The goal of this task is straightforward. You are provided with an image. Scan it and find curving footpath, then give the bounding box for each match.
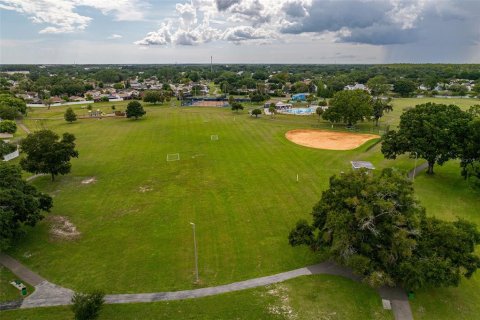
[0,253,413,319]
[407,162,428,180]
[16,122,31,134]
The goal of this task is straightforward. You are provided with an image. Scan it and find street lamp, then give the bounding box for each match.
[412,152,418,182]
[190,222,199,283]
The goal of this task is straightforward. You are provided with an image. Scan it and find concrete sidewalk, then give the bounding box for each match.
[0,253,413,319]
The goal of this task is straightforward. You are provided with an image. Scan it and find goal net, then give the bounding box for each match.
[211,135,219,141]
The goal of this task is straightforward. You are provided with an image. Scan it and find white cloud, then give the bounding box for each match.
[108,34,123,39]
[0,0,146,33]
[134,22,172,46]
[222,26,275,42]
[176,2,197,26]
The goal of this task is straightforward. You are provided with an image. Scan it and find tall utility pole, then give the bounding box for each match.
[210,56,213,74]
[190,222,199,283]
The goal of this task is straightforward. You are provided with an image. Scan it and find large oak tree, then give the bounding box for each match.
[289,169,480,290]
[322,89,372,127]
[460,110,480,187]
[0,163,52,250]
[20,130,79,181]
[382,103,472,174]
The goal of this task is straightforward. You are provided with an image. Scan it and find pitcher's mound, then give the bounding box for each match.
[286,129,379,150]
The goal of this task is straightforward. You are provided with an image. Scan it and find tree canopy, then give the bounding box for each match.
[0,140,16,157]
[372,98,393,126]
[20,130,79,181]
[143,90,164,104]
[289,168,480,290]
[251,108,262,118]
[366,75,390,96]
[382,103,472,174]
[322,90,372,126]
[0,162,53,250]
[393,79,417,97]
[460,115,480,187]
[231,102,244,113]
[64,107,77,123]
[0,94,27,119]
[0,119,17,133]
[126,101,146,120]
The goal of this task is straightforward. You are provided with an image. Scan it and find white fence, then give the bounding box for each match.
[3,149,19,161]
[27,100,95,108]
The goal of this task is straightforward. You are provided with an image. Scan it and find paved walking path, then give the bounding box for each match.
[26,174,47,182]
[0,254,45,286]
[16,122,31,134]
[0,253,413,319]
[407,162,428,179]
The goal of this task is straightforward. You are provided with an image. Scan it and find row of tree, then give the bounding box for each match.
[64,101,147,123]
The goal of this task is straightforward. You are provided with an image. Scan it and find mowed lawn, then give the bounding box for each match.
[9,104,370,293]
[408,162,480,320]
[0,266,33,302]
[2,275,393,320]
[2,98,479,319]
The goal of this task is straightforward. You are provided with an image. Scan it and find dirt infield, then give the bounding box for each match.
[285,129,380,150]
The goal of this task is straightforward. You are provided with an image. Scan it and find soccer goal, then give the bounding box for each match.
[211,135,219,141]
[166,153,180,161]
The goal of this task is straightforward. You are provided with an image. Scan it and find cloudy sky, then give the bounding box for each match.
[1,0,479,64]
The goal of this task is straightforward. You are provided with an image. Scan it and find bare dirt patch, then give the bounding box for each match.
[48,216,80,240]
[285,129,379,150]
[265,284,297,319]
[81,177,97,184]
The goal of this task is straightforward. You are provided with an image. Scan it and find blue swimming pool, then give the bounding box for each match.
[281,107,315,115]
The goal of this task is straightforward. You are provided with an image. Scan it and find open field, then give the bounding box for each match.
[1,97,479,319]
[1,275,393,319]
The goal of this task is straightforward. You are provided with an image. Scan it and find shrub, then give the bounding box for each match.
[251,108,262,118]
[0,120,17,133]
[71,291,105,320]
[0,140,16,156]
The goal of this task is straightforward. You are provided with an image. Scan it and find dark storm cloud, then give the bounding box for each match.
[281,0,391,35]
[280,0,480,46]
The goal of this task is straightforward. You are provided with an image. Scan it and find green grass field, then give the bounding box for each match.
[0,266,33,302]
[1,275,393,319]
[1,97,479,319]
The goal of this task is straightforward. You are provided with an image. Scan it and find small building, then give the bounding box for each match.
[351,161,375,170]
[344,83,369,91]
[277,102,292,109]
[50,96,63,103]
[70,96,86,102]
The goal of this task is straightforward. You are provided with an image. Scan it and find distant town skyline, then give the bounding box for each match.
[1,0,479,64]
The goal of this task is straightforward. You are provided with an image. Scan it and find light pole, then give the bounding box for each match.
[190,222,199,283]
[412,152,418,182]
